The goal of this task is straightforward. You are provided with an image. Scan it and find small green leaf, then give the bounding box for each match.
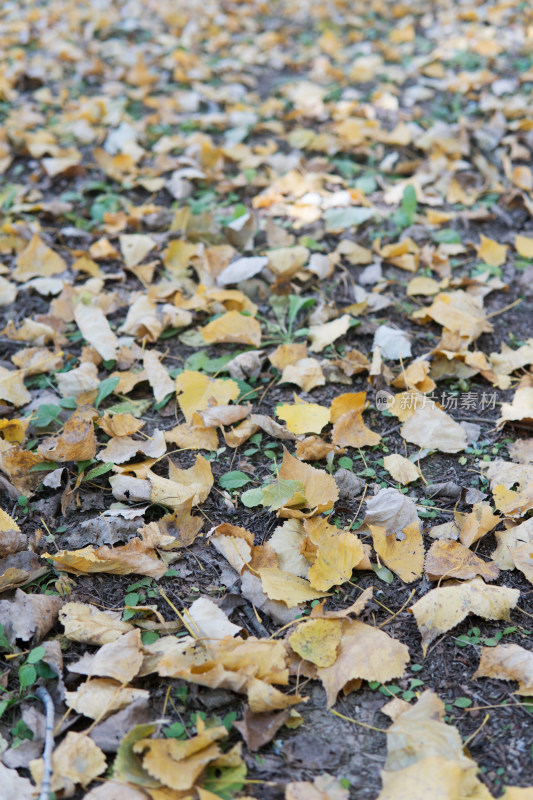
[83,462,114,482]
[18,664,37,688]
[26,646,46,665]
[371,563,394,584]
[29,462,57,473]
[219,471,251,491]
[163,722,187,739]
[240,487,264,508]
[453,696,472,708]
[32,404,62,428]
[95,376,120,409]
[204,763,247,800]
[401,184,417,224]
[432,229,462,244]
[324,206,374,232]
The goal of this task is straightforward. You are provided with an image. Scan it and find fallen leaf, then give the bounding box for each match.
[38,409,97,462]
[43,536,167,579]
[68,629,144,683]
[234,707,290,752]
[515,234,533,259]
[456,502,500,548]
[98,430,166,464]
[175,371,240,422]
[289,619,343,667]
[0,589,63,644]
[286,773,349,800]
[186,597,241,640]
[308,315,352,353]
[278,449,339,517]
[0,366,31,407]
[65,679,149,720]
[305,517,364,590]
[281,358,325,392]
[119,234,156,268]
[201,310,261,347]
[410,578,519,655]
[401,404,467,453]
[74,301,118,361]
[12,234,66,281]
[383,454,421,485]
[364,488,419,540]
[473,644,533,695]
[30,732,106,793]
[425,540,499,582]
[59,601,134,644]
[142,350,174,404]
[371,522,424,584]
[276,400,330,435]
[476,234,508,267]
[332,410,381,448]
[317,620,409,708]
[259,567,330,607]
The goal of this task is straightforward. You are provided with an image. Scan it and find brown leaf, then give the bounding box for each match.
[234,707,290,751]
[425,540,499,582]
[473,644,533,695]
[38,409,97,463]
[0,589,63,644]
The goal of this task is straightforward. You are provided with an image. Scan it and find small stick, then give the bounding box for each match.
[36,686,55,800]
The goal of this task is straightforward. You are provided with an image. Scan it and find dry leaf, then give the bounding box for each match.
[68,629,143,683]
[289,619,343,667]
[201,310,261,347]
[364,488,419,540]
[38,409,97,462]
[281,358,325,392]
[305,517,364,590]
[59,602,134,645]
[475,234,508,267]
[425,540,499,582]
[332,410,381,448]
[56,361,100,398]
[276,400,330,435]
[317,620,409,708]
[259,567,330,607]
[143,350,174,404]
[65,679,149,720]
[383,454,421,485]
[456,502,500,548]
[74,301,118,361]
[410,578,519,655]
[120,234,156,268]
[401,405,467,453]
[12,234,66,281]
[44,536,167,579]
[278,449,339,517]
[30,732,106,793]
[0,366,31,407]
[98,430,166,464]
[371,522,424,584]
[175,371,240,422]
[473,644,533,695]
[186,597,241,640]
[308,315,352,352]
[0,589,63,644]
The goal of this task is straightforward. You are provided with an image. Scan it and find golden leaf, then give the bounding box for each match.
[305,517,364,591]
[12,234,67,281]
[289,619,343,667]
[258,567,330,607]
[410,578,519,655]
[383,454,421,485]
[201,310,261,347]
[371,522,424,584]
[175,371,240,423]
[332,410,381,448]
[473,644,533,695]
[425,540,499,582]
[276,400,330,435]
[475,234,508,267]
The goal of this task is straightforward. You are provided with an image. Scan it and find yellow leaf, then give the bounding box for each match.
[305,517,364,591]
[332,410,381,448]
[456,502,500,548]
[133,729,226,791]
[475,234,508,267]
[74,301,118,362]
[12,234,66,281]
[69,629,143,683]
[410,578,519,655]
[30,732,106,793]
[175,371,240,423]
[289,619,343,667]
[378,756,462,800]
[65,679,149,720]
[143,350,174,405]
[281,358,325,392]
[44,536,167,579]
[201,310,261,347]
[38,409,97,463]
[247,678,304,713]
[515,234,533,259]
[383,454,421,485]
[308,314,352,352]
[278,449,338,517]
[258,567,330,607]
[0,509,20,532]
[0,418,29,444]
[119,234,156,268]
[59,601,134,644]
[269,342,308,370]
[166,415,219,451]
[425,540,499,582]
[330,392,366,423]
[473,644,533,695]
[317,620,409,708]
[276,400,330,434]
[371,522,424,584]
[0,366,31,407]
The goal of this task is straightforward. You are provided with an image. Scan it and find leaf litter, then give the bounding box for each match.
[0,0,533,798]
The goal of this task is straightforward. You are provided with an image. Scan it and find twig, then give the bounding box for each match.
[376,589,416,629]
[330,708,388,733]
[463,712,490,747]
[35,686,55,800]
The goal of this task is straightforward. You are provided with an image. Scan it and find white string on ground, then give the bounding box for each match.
[35,686,54,800]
